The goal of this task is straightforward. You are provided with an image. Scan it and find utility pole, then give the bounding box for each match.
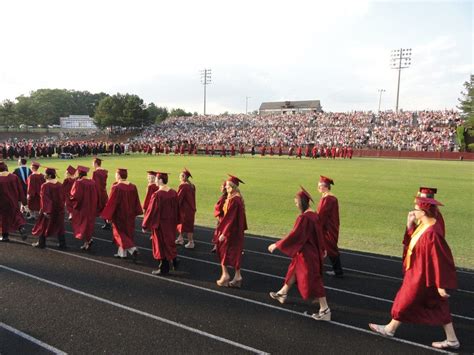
[200,69,212,115]
[246,96,251,114]
[391,48,412,113]
[377,89,386,112]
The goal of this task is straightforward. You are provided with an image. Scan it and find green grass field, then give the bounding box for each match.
[13,155,474,269]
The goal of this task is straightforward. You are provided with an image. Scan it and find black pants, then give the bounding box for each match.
[329,255,343,276]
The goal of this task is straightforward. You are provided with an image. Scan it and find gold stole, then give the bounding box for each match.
[223,193,240,216]
[405,222,434,270]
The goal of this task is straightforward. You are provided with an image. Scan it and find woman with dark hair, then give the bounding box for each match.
[175,168,196,249]
[142,172,180,275]
[215,175,247,288]
[268,187,330,321]
[32,167,65,249]
[369,196,459,350]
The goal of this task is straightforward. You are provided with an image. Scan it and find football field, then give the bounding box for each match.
[20,154,474,269]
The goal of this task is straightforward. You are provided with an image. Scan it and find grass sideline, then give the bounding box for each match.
[11,154,474,269]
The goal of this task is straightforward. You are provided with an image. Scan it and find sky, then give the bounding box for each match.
[0,0,472,114]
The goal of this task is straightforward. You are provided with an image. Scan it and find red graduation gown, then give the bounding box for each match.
[101,182,143,250]
[142,189,179,261]
[92,168,108,215]
[62,177,76,214]
[177,182,196,233]
[143,183,158,212]
[0,173,26,233]
[70,178,98,242]
[391,222,457,325]
[216,194,247,269]
[276,211,326,299]
[212,194,227,244]
[32,181,65,237]
[27,173,46,211]
[317,194,340,257]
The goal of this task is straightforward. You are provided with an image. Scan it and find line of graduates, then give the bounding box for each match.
[0,158,461,350]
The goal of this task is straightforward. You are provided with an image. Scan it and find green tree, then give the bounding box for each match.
[0,100,17,127]
[146,103,169,123]
[458,74,473,128]
[94,93,148,128]
[15,95,38,126]
[122,94,148,127]
[169,108,192,117]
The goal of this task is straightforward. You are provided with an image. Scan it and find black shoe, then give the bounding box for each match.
[32,236,46,248]
[57,235,66,249]
[114,253,127,259]
[131,250,139,264]
[172,258,180,271]
[19,226,27,241]
[210,245,217,253]
[0,237,10,242]
[101,223,111,230]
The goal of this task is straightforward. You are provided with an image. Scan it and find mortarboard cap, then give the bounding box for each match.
[66,165,76,175]
[297,185,314,203]
[31,161,41,168]
[76,165,90,174]
[183,168,192,178]
[319,175,334,185]
[415,196,444,210]
[117,168,128,179]
[147,171,157,176]
[418,187,437,198]
[227,174,244,186]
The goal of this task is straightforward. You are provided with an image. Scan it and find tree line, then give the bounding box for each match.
[0,89,193,129]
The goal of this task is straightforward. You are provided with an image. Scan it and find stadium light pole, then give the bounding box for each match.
[200,68,212,115]
[246,96,251,115]
[391,48,412,113]
[377,89,386,112]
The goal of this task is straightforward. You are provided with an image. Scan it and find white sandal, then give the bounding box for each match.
[432,339,460,350]
[269,292,287,304]
[368,323,394,337]
[312,308,331,321]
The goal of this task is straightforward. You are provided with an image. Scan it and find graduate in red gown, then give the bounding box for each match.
[268,187,330,321]
[143,171,158,212]
[369,197,460,350]
[316,175,343,277]
[215,174,247,288]
[31,167,66,249]
[92,158,109,229]
[101,168,143,260]
[63,165,76,220]
[0,161,27,242]
[70,166,98,251]
[175,168,196,249]
[27,161,46,219]
[211,181,227,253]
[142,172,180,275]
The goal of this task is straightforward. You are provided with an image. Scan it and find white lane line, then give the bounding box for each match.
[52,233,474,322]
[96,221,474,279]
[3,246,451,354]
[0,321,67,355]
[0,265,268,355]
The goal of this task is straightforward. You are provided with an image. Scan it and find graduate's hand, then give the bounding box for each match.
[323,250,327,258]
[437,288,450,298]
[407,211,416,228]
[268,243,277,253]
[218,234,226,242]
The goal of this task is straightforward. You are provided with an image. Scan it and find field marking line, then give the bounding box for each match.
[0,264,268,355]
[19,232,474,322]
[91,221,474,279]
[1,246,451,354]
[0,321,67,355]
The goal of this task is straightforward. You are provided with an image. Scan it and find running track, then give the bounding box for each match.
[1,219,473,354]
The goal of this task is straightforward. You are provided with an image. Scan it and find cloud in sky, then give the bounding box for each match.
[0,0,471,114]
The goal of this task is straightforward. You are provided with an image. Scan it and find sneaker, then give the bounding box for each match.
[326,271,344,278]
[269,292,287,304]
[184,241,195,249]
[312,308,331,321]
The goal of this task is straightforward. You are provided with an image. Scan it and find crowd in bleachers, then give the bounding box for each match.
[134,110,462,152]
